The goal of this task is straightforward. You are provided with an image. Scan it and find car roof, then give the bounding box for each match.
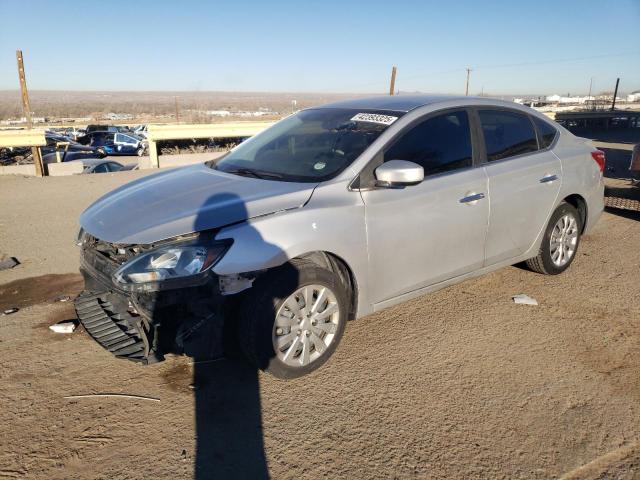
[316,94,517,113]
[69,158,120,166]
[316,95,468,113]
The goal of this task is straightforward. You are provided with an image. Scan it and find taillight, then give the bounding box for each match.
[591,150,605,173]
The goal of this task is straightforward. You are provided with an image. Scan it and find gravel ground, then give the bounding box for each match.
[0,172,639,479]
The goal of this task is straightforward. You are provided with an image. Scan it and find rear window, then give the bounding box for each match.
[532,116,558,149]
[479,110,538,161]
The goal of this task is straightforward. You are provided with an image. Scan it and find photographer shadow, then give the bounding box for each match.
[161,191,295,479]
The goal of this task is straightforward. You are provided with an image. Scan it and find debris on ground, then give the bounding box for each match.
[63,393,160,402]
[0,255,20,271]
[3,308,19,315]
[512,294,539,306]
[55,295,71,303]
[49,320,78,333]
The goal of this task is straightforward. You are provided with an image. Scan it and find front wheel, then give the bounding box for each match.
[236,259,348,379]
[136,146,145,156]
[526,202,582,275]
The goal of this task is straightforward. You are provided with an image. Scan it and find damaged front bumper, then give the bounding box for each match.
[75,239,229,364]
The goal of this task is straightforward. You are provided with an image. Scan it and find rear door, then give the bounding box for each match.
[479,109,561,265]
[361,109,489,305]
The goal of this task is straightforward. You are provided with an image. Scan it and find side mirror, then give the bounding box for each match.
[375,160,424,188]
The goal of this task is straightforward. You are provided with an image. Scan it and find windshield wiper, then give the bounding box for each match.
[223,167,284,180]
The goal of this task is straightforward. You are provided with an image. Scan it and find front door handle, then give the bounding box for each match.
[540,174,559,183]
[459,192,485,204]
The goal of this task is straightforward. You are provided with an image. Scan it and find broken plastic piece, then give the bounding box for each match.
[3,308,19,315]
[56,295,71,303]
[512,294,538,306]
[219,274,255,295]
[49,320,78,333]
[0,256,19,271]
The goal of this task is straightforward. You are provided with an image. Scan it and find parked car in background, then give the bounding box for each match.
[132,125,148,139]
[85,125,131,134]
[62,127,86,141]
[69,158,125,174]
[41,133,106,161]
[77,131,147,156]
[74,95,604,378]
[630,143,640,185]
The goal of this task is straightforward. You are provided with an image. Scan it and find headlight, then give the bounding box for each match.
[113,241,230,288]
[76,227,86,246]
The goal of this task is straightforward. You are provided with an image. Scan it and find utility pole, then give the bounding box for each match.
[16,50,44,177]
[611,78,620,111]
[174,96,180,123]
[465,68,472,96]
[389,66,397,96]
[588,77,593,98]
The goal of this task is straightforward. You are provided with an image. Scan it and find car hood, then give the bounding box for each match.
[80,163,317,244]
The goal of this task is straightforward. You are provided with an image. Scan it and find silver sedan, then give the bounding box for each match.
[76,95,604,378]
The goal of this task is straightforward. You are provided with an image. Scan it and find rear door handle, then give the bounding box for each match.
[459,192,485,204]
[540,174,558,183]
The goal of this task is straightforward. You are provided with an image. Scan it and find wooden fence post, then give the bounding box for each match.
[16,50,44,177]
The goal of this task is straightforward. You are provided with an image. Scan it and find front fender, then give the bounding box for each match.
[213,180,372,316]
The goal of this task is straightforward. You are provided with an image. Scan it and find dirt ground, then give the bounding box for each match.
[1,171,639,479]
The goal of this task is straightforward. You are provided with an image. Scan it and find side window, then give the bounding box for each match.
[479,110,538,161]
[115,133,124,143]
[384,110,473,176]
[107,162,123,172]
[92,163,108,173]
[532,116,558,149]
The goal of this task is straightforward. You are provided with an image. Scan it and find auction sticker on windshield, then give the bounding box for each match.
[350,113,398,125]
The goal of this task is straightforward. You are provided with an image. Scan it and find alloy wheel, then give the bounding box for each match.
[272,284,340,368]
[549,213,578,267]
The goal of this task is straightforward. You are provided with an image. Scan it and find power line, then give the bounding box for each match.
[473,51,640,71]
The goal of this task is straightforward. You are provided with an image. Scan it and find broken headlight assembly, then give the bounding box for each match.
[112,239,231,292]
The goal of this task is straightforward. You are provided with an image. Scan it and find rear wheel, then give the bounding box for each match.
[236,259,348,379]
[136,146,145,156]
[526,202,581,275]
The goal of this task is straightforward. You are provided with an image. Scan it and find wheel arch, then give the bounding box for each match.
[293,251,359,321]
[562,193,588,233]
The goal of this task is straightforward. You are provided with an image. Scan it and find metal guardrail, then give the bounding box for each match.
[0,128,46,148]
[0,128,47,176]
[146,121,274,168]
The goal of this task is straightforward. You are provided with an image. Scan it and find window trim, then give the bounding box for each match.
[353,106,482,189]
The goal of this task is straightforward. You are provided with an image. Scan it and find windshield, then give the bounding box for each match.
[211,108,403,182]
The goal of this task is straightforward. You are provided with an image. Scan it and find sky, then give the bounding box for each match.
[0,0,639,95]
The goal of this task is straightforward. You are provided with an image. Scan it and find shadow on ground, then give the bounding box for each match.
[145,192,297,479]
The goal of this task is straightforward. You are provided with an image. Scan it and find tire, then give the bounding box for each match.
[136,146,144,157]
[526,202,582,275]
[236,259,348,379]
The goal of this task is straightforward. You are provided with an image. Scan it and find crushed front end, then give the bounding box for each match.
[75,232,232,364]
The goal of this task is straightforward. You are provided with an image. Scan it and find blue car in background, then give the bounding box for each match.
[78,131,147,156]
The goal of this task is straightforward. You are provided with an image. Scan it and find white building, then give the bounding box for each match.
[545,94,595,104]
[627,91,640,102]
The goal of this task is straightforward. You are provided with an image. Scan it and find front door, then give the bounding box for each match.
[361,109,489,305]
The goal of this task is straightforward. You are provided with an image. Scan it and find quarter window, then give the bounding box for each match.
[479,110,538,161]
[532,116,558,149]
[384,110,473,176]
